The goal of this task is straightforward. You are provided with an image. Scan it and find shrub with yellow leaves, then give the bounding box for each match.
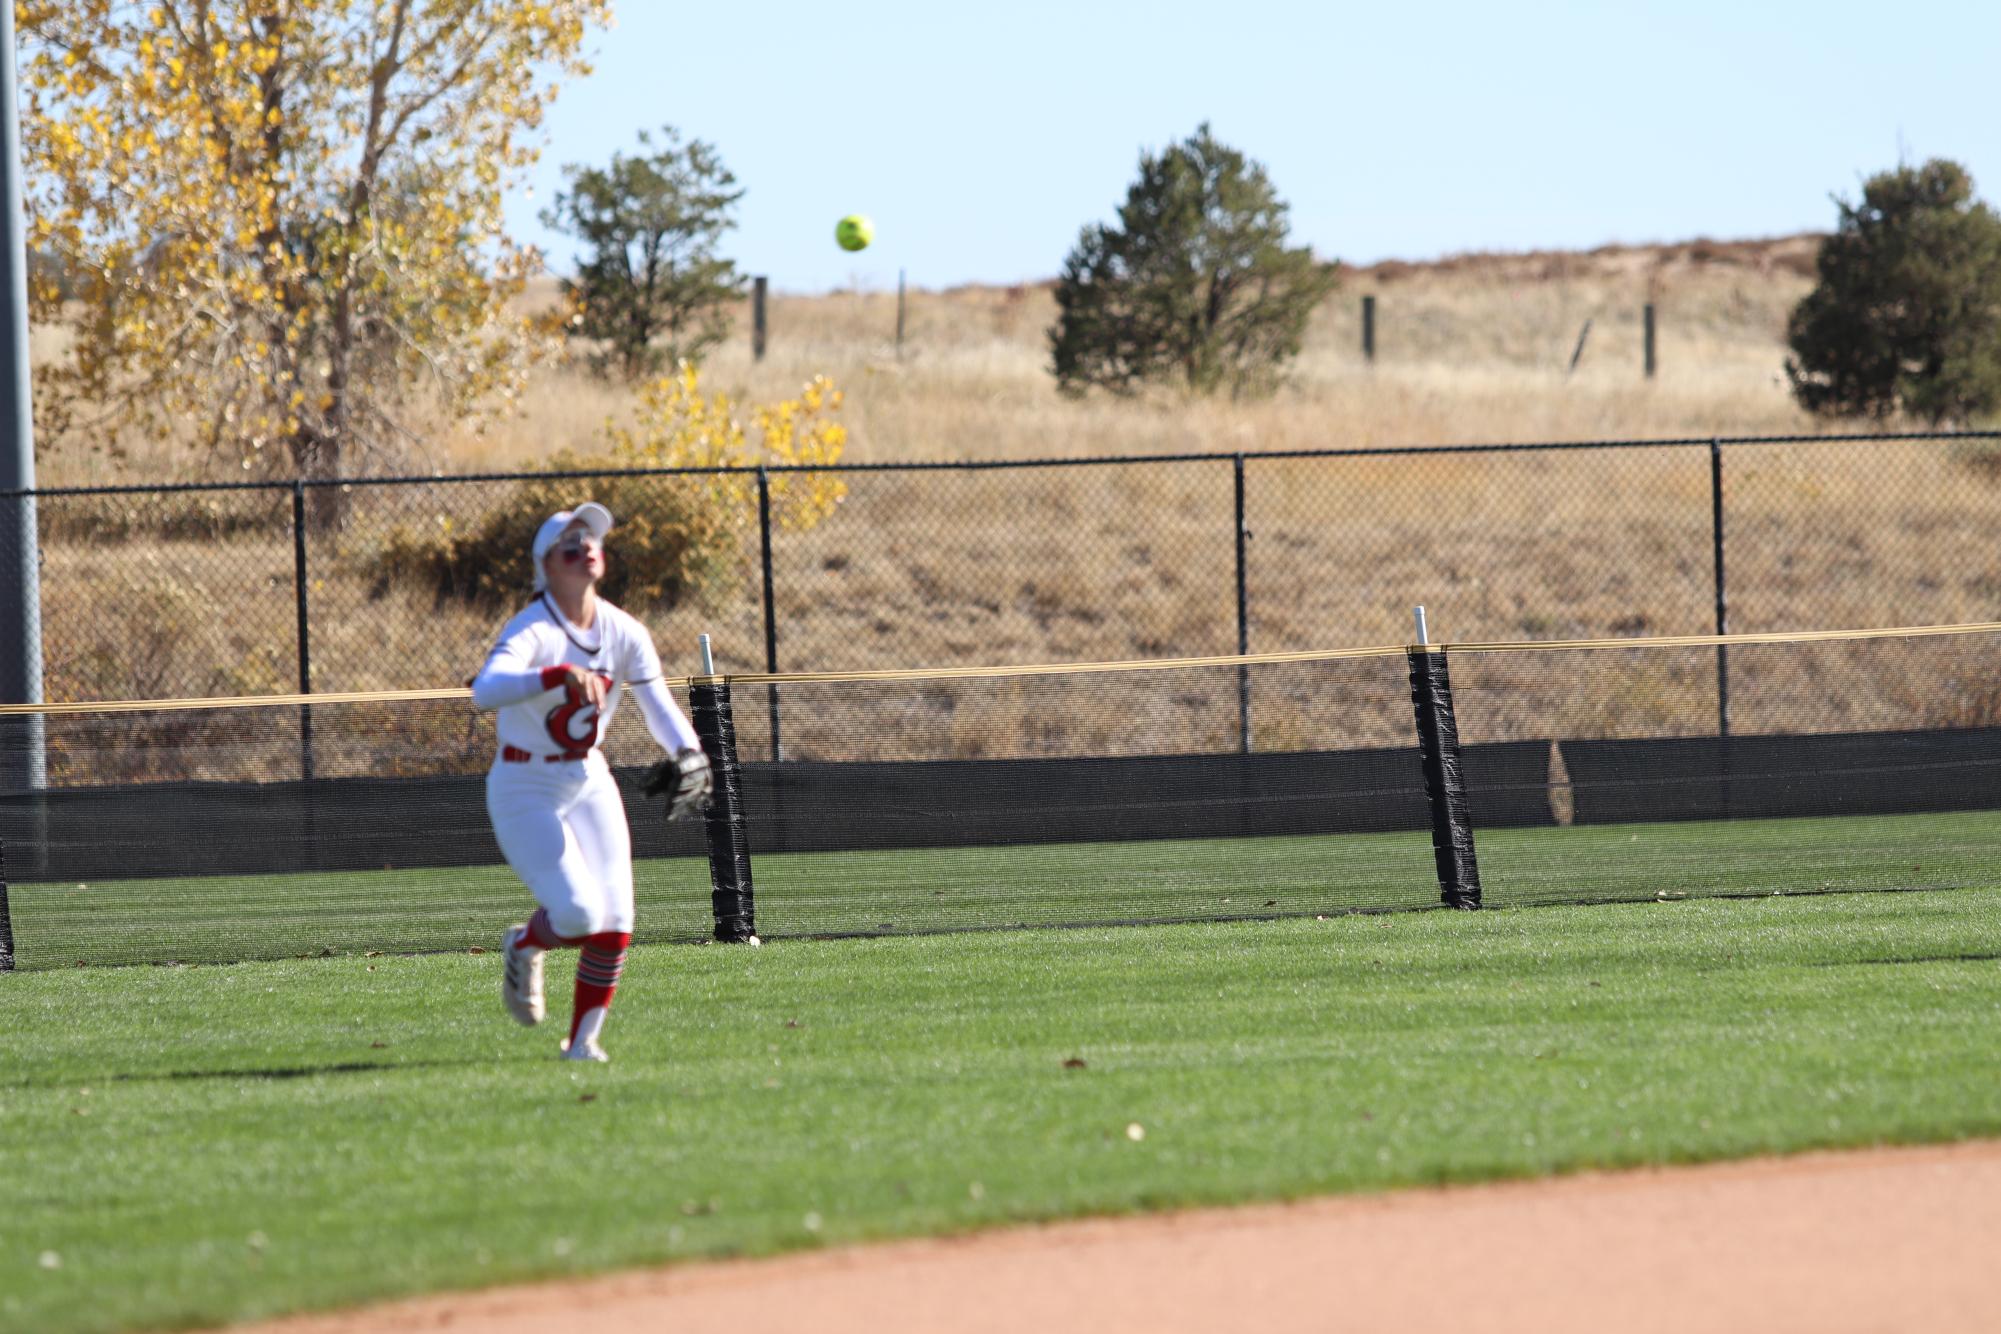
[603,360,850,532]
[368,363,847,612]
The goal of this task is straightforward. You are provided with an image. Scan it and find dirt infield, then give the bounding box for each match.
[238,1141,2001,1334]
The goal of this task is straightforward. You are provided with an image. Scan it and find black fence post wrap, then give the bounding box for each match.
[1233,453,1251,755]
[292,481,314,783]
[1408,642,1482,910]
[0,835,15,970]
[690,677,757,942]
[756,466,782,762]
[1709,438,1730,738]
[1362,294,1376,361]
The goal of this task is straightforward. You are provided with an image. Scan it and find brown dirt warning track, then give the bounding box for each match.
[235,1141,2001,1334]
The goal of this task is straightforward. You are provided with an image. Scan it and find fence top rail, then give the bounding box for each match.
[9,428,2001,500]
[12,620,2001,714]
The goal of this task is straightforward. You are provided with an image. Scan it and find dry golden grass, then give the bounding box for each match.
[34,233,1828,482]
[35,234,2001,760]
[423,234,1824,473]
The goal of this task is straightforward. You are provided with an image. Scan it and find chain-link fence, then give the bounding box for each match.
[8,429,2001,780]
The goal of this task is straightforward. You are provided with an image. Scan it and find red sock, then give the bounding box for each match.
[519,908,570,951]
[570,932,632,1042]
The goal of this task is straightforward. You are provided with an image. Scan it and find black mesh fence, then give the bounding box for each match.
[768,460,1241,671]
[717,658,1443,939]
[0,654,1445,967]
[32,484,301,703]
[12,431,2001,741]
[1,695,713,969]
[1448,634,2001,908]
[300,472,770,696]
[10,429,2001,967]
[1720,437,2001,634]
[8,628,2001,970]
[1243,444,1720,653]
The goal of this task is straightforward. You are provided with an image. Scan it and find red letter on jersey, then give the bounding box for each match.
[544,672,612,758]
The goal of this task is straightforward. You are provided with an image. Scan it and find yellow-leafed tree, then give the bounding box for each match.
[16,0,611,520]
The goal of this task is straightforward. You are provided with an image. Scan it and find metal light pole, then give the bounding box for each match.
[0,0,46,797]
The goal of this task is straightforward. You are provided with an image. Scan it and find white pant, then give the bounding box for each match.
[486,752,635,939]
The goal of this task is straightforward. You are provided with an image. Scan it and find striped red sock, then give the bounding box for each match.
[570,932,632,1042]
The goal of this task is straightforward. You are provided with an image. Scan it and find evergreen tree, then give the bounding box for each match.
[1051,124,1337,398]
[1787,159,2001,423]
[543,127,746,380]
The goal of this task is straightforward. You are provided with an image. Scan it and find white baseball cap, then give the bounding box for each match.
[531,502,613,590]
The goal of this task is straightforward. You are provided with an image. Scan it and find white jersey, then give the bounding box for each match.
[473,593,693,760]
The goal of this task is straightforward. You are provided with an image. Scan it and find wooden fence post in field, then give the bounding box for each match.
[1644,303,1657,378]
[752,276,768,362]
[1567,318,1593,374]
[1362,294,1376,362]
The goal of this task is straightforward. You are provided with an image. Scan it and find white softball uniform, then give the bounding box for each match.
[471,593,701,938]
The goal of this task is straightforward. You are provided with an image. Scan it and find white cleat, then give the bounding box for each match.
[500,925,545,1027]
[561,1037,610,1063]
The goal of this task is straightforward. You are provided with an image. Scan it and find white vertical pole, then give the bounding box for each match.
[698,633,715,676]
[1413,605,1430,647]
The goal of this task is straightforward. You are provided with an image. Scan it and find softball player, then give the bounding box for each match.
[470,502,712,1062]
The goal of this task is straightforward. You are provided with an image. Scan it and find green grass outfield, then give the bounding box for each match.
[4,890,2001,1334]
[14,807,2001,967]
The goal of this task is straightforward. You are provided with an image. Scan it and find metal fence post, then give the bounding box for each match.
[752,277,768,362]
[1233,454,1251,754]
[756,466,781,762]
[292,481,314,781]
[1709,438,1729,738]
[1362,294,1376,362]
[0,1,45,863]
[1644,303,1658,378]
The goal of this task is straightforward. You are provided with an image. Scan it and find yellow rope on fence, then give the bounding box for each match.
[0,685,475,716]
[697,642,1409,687]
[1444,620,2001,655]
[7,619,2001,716]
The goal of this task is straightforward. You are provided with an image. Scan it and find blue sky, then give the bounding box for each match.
[505,0,2001,294]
